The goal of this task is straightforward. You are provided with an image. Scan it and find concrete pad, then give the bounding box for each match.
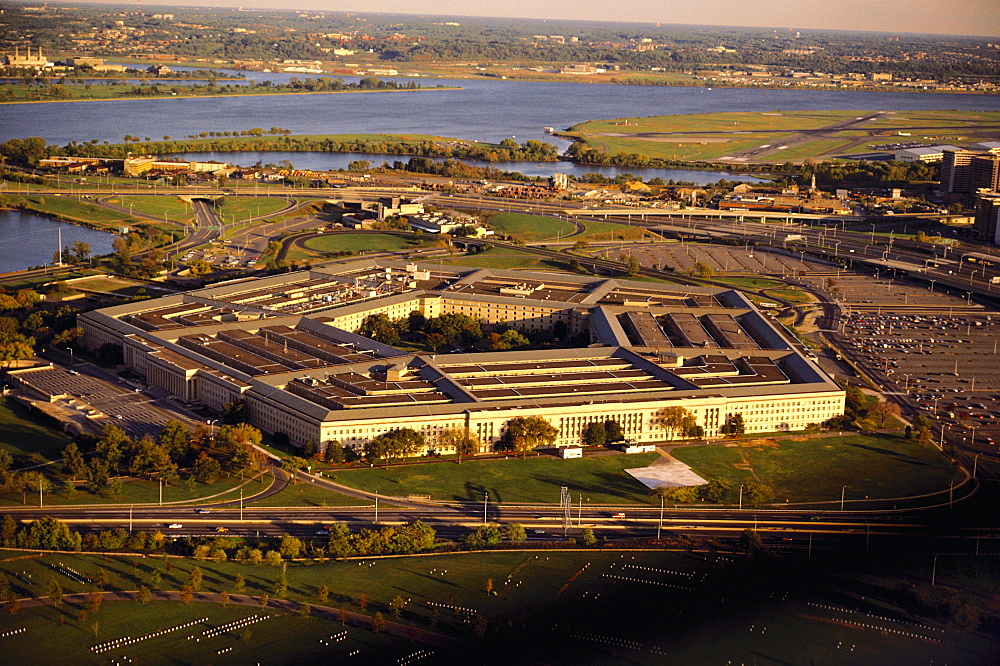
[625,461,708,489]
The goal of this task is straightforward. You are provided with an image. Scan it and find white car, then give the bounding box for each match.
[167,523,183,529]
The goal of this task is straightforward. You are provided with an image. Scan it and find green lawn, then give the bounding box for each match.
[0,397,72,462]
[324,453,660,505]
[13,195,133,228]
[216,196,293,225]
[302,233,418,255]
[110,195,195,222]
[250,481,368,507]
[576,219,658,241]
[487,213,576,242]
[671,434,961,504]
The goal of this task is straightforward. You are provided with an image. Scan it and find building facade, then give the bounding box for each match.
[78,261,845,454]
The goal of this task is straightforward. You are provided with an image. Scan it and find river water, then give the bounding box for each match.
[0,210,116,274]
[1,77,996,271]
[3,75,996,150]
[175,150,769,184]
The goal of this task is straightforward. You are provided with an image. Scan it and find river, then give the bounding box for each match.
[2,76,996,151]
[0,210,116,274]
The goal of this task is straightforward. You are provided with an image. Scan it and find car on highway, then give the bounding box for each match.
[215,526,229,533]
[195,508,210,514]
[167,523,183,529]
[315,529,329,536]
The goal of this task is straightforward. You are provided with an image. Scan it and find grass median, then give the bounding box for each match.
[323,453,660,505]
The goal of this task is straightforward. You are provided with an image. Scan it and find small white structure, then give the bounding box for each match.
[559,446,583,459]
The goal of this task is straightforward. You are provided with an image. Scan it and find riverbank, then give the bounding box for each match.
[0,85,459,106]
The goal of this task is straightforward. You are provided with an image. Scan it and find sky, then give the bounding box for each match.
[122,0,1000,37]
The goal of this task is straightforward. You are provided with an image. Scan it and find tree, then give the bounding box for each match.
[279,535,302,559]
[364,428,424,468]
[136,586,151,605]
[464,523,503,549]
[501,416,558,458]
[720,413,746,437]
[316,584,329,604]
[61,442,86,480]
[604,419,624,443]
[273,573,287,597]
[298,602,311,617]
[21,471,51,506]
[234,573,245,593]
[580,528,597,547]
[324,441,345,464]
[485,578,494,595]
[159,421,190,462]
[372,611,385,633]
[192,456,222,484]
[47,577,63,607]
[506,523,526,543]
[438,426,480,463]
[221,399,249,425]
[740,528,764,556]
[265,550,283,567]
[623,254,640,276]
[868,399,901,428]
[692,261,714,277]
[188,566,203,591]
[389,595,405,618]
[581,421,607,447]
[744,481,774,506]
[358,593,369,610]
[656,406,692,441]
[358,313,401,345]
[219,589,230,607]
[179,586,194,605]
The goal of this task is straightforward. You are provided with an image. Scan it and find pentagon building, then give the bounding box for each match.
[79,260,845,453]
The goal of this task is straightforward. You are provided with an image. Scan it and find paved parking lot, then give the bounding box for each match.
[605,243,819,276]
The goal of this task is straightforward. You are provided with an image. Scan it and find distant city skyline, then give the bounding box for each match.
[72,0,999,37]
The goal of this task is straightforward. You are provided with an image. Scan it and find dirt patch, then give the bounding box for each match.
[738,438,780,449]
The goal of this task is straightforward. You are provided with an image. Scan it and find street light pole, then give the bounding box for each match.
[483,492,488,525]
[840,485,846,512]
[738,484,744,511]
[658,495,664,540]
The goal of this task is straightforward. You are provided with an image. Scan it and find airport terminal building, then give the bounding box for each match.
[79,260,845,453]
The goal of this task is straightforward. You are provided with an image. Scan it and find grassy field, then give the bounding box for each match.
[0,397,72,462]
[0,549,992,665]
[302,233,419,254]
[216,196,293,225]
[576,219,659,241]
[68,277,157,297]
[12,195,133,228]
[323,453,660,505]
[0,470,266,508]
[110,195,194,222]
[671,434,961,504]
[567,109,1000,163]
[487,213,576,242]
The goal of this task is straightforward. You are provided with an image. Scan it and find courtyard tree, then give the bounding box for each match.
[501,416,558,458]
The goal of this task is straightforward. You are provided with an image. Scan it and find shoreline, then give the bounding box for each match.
[0,85,460,106]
